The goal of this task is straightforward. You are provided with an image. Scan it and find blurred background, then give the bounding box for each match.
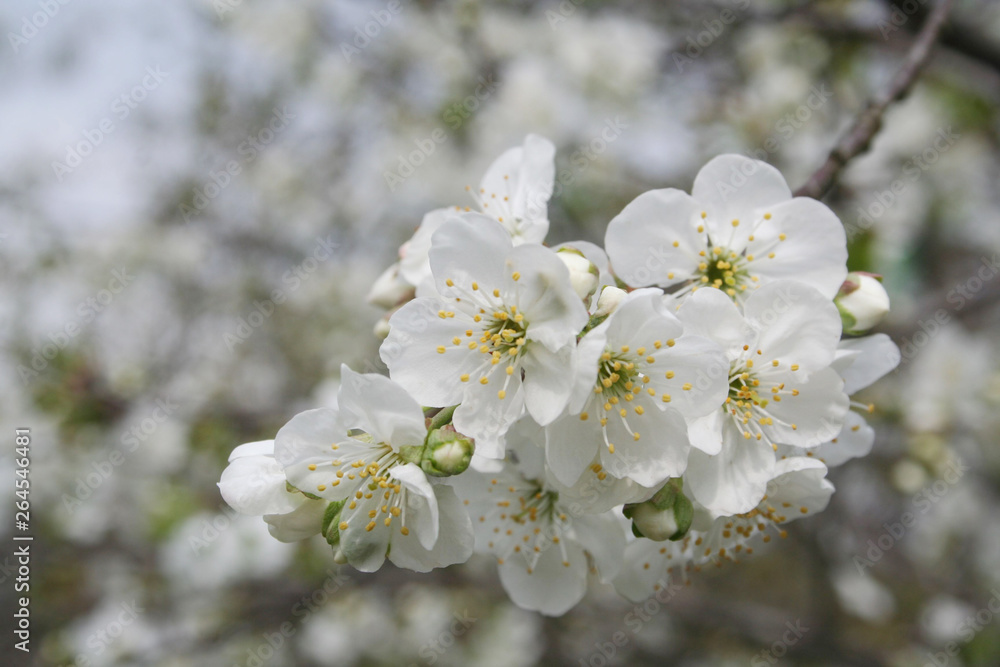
[3,0,1000,665]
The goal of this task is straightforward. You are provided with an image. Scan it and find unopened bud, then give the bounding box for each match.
[373,315,391,340]
[630,503,679,541]
[594,286,627,318]
[367,261,415,309]
[421,426,474,477]
[557,248,600,301]
[836,272,889,334]
[624,479,692,541]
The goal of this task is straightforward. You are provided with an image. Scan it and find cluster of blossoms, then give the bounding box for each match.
[220,136,899,615]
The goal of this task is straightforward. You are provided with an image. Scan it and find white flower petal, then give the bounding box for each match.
[429,215,513,295]
[645,334,729,420]
[675,287,751,357]
[810,410,875,467]
[613,539,672,602]
[746,197,847,298]
[399,207,453,289]
[605,188,702,287]
[764,366,848,447]
[691,155,791,245]
[339,494,391,572]
[766,457,834,515]
[264,499,325,543]
[603,288,681,345]
[599,403,689,488]
[274,408,364,502]
[571,513,628,582]
[381,297,473,408]
[686,422,775,515]
[391,463,440,550]
[480,134,555,243]
[522,343,576,426]
[507,244,589,352]
[838,334,900,394]
[228,439,275,461]
[544,414,601,487]
[337,365,426,449]
[549,457,655,513]
[451,384,525,459]
[219,454,303,516]
[498,542,588,616]
[743,281,842,374]
[687,410,725,456]
[387,484,474,572]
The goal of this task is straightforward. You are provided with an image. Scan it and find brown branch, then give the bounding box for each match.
[884,0,1000,76]
[794,0,956,200]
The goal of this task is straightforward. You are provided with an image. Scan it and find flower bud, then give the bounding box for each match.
[836,272,889,334]
[624,480,693,541]
[557,248,600,301]
[373,314,392,340]
[367,261,415,309]
[630,503,679,541]
[594,285,627,318]
[421,426,474,477]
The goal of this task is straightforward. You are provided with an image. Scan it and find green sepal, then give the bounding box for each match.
[668,493,693,541]
[649,478,682,511]
[579,313,609,339]
[287,481,323,501]
[397,445,424,465]
[321,500,346,547]
[836,300,859,335]
[421,426,473,477]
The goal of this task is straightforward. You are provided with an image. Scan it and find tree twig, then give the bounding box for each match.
[794,0,956,200]
[884,0,1000,76]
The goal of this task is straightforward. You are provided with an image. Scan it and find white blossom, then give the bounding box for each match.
[382,217,589,458]
[605,154,847,304]
[398,135,556,295]
[544,289,728,488]
[273,366,474,572]
[676,281,849,514]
